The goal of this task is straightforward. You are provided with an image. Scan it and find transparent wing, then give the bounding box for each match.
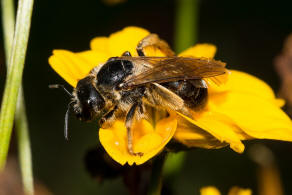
[117,56,227,89]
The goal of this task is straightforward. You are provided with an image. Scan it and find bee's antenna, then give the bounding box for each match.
[64,101,74,140]
[49,84,74,98]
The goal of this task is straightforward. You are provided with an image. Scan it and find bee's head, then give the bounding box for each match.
[49,76,106,139]
[72,76,106,122]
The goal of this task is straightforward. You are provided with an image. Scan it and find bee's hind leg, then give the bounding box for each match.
[125,101,144,156]
[136,33,175,57]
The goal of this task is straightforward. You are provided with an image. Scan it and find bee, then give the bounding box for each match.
[50,34,226,156]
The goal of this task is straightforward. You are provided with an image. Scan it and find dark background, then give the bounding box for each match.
[1,0,292,194]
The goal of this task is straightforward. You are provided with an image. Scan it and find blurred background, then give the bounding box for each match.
[1,0,292,194]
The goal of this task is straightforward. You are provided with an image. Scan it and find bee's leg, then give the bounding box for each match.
[125,101,143,156]
[136,33,175,57]
[100,106,118,129]
[146,83,192,117]
[122,51,132,56]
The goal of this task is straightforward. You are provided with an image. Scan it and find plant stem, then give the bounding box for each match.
[174,0,199,53]
[1,0,15,64]
[163,152,185,178]
[147,153,166,195]
[15,89,34,195]
[1,0,34,193]
[0,0,34,179]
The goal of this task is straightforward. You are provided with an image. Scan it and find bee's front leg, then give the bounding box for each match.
[100,106,118,129]
[125,102,143,156]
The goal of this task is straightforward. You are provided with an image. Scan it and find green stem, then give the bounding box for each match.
[163,152,185,178]
[1,0,15,63]
[174,0,199,53]
[0,0,34,176]
[147,153,167,195]
[15,88,34,195]
[1,0,34,194]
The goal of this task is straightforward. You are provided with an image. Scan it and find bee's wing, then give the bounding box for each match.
[118,57,226,89]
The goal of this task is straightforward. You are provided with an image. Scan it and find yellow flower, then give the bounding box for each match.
[200,186,252,195]
[49,26,292,165]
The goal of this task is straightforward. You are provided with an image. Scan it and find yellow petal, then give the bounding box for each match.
[207,70,292,142]
[179,44,217,58]
[48,50,108,87]
[200,186,221,195]
[228,187,252,195]
[99,111,177,165]
[177,111,245,153]
[209,91,292,142]
[178,69,292,152]
[108,26,150,57]
[174,117,228,149]
[208,70,278,104]
[76,50,109,68]
[90,36,110,54]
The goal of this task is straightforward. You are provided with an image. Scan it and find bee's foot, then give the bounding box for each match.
[129,150,144,157]
[135,152,144,157]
